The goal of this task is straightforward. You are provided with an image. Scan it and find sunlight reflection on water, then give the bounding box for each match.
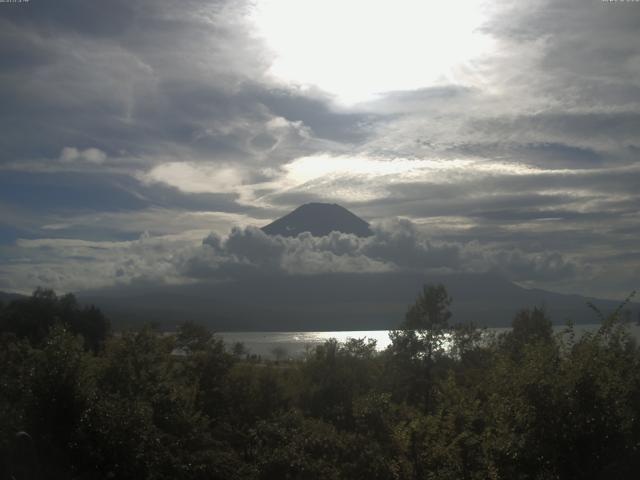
[218,330,392,359]
[218,324,640,360]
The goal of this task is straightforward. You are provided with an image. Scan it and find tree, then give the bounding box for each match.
[403,283,452,362]
[299,338,381,428]
[386,284,453,410]
[0,289,110,352]
[271,346,288,362]
[23,325,89,477]
[501,306,553,359]
[403,284,452,332]
[176,320,213,353]
[68,300,111,353]
[232,341,248,358]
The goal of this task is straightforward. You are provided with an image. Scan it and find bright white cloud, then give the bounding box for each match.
[144,151,640,207]
[250,0,495,104]
[142,162,245,194]
[283,154,466,183]
[272,153,615,204]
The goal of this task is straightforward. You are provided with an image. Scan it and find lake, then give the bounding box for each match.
[218,324,640,359]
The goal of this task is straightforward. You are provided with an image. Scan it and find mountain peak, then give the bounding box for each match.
[262,203,372,237]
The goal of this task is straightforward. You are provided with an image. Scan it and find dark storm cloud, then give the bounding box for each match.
[0,171,247,215]
[2,0,136,37]
[255,87,379,143]
[378,166,640,211]
[0,22,56,71]
[484,0,640,97]
[469,112,640,153]
[487,0,640,62]
[0,0,378,169]
[449,142,605,169]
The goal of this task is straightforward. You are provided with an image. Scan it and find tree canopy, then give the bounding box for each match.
[1,285,639,479]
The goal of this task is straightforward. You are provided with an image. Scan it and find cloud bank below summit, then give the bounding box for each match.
[193,220,579,282]
[2,219,581,295]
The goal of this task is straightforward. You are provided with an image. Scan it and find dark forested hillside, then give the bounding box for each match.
[78,272,639,331]
[0,291,25,304]
[2,287,640,479]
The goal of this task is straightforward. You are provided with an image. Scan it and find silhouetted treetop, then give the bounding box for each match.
[402,284,452,331]
[0,288,110,352]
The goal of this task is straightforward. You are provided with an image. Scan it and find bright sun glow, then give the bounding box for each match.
[250,0,494,104]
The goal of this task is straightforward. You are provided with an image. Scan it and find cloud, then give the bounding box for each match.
[143,162,245,195]
[0,210,607,300]
[60,147,107,164]
[0,0,639,299]
[185,219,581,284]
[193,227,392,277]
[460,242,579,282]
[250,0,495,104]
[2,231,201,293]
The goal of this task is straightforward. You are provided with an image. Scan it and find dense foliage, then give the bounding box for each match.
[1,286,639,479]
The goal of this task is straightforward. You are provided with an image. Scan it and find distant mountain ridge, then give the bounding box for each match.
[78,272,640,331]
[4,278,637,332]
[0,291,26,303]
[262,203,372,238]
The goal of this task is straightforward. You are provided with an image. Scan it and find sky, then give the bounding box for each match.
[0,0,639,299]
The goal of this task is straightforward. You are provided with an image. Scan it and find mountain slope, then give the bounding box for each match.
[262,203,372,237]
[0,291,27,304]
[78,272,638,331]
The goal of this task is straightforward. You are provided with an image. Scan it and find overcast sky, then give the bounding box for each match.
[0,0,638,299]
